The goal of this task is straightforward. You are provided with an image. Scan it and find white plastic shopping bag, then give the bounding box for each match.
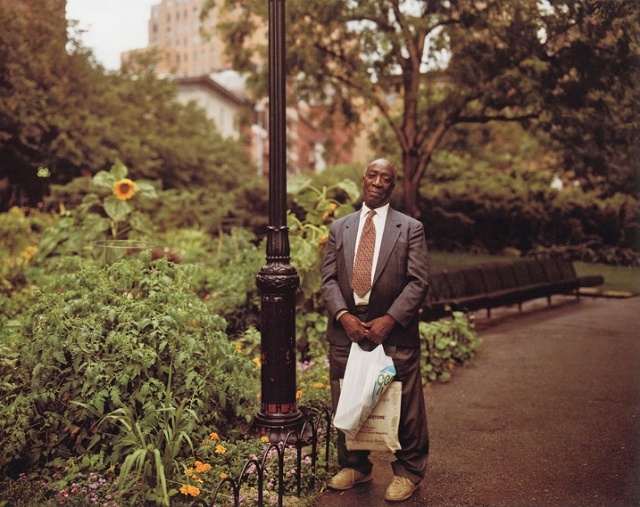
[333,342,396,438]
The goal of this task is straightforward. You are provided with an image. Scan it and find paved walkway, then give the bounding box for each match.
[314,295,640,507]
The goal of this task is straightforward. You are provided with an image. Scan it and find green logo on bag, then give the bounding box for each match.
[371,365,396,403]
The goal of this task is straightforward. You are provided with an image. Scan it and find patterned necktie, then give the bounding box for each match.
[352,210,376,298]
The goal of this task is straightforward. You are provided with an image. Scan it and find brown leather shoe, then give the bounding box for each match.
[384,476,419,501]
[328,468,373,490]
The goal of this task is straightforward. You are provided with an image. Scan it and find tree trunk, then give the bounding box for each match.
[401,152,422,219]
[400,120,451,220]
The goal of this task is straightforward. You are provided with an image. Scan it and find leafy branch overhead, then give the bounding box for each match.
[207,0,639,216]
[0,1,260,213]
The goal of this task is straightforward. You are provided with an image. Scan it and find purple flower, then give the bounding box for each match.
[297,360,316,371]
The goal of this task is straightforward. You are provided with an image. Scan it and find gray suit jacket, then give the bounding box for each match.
[321,207,430,348]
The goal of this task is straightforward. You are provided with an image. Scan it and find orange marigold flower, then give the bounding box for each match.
[210,432,219,441]
[19,246,37,260]
[195,461,211,473]
[235,343,242,352]
[180,485,200,496]
[315,382,324,389]
[296,390,303,399]
[215,444,227,454]
[261,436,269,443]
[113,178,136,200]
[220,472,228,479]
[252,358,261,368]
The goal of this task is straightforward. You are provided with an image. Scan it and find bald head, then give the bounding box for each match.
[362,158,398,208]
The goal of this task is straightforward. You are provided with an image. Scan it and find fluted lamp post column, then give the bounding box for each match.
[254,0,304,439]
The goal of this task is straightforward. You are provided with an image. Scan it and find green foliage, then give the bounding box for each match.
[534,1,640,196]
[0,1,260,211]
[0,208,50,325]
[420,150,640,265]
[96,385,195,505]
[287,176,360,359]
[162,228,264,337]
[0,253,259,478]
[212,0,638,217]
[174,234,264,365]
[137,180,269,237]
[0,156,487,506]
[91,159,158,238]
[173,429,336,506]
[233,325,332,413]
[288,177,358,302]
[295,312,329,364]
[35,161,158,265]
[420,312,482,384]
[295,357,332,412]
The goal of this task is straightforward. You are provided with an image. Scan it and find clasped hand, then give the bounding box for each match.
[339,313,396,344]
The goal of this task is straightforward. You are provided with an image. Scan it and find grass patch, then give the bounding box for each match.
[573,261,640,294]
[429,251,639,295]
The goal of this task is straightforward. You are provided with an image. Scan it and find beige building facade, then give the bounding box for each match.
[120,0,229,77]
[175,75,247,140]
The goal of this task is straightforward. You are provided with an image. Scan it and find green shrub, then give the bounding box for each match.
[420,153,640,265]
[166,228,264,337]
[0,253,259,479]
[420,311,481,383]
[287,176,360,360]
[234,325,331,413]
[35,161,158,265]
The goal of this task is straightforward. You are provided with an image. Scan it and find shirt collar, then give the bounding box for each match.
[361,202,390,222]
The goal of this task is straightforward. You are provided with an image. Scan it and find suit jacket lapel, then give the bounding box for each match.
[373,208,401,286]
[343,212,360,285]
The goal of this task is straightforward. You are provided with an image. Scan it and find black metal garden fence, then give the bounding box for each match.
[189,408,334,507]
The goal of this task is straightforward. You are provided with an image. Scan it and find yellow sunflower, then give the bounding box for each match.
[113,178,136,200]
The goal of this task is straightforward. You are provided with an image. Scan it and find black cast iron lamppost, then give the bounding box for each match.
[254,0,304,438]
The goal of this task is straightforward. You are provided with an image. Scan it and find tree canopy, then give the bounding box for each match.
[207,0,639,217]
[0,0,258,212]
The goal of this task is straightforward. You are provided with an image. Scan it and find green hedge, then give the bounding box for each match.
[419,161,639,265]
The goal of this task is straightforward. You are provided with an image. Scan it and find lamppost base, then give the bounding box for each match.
[254,410,305,443]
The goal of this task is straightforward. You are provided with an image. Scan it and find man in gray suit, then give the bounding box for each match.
[321,158,430,502]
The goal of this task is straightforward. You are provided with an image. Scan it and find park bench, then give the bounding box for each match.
[421,257,604,321]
